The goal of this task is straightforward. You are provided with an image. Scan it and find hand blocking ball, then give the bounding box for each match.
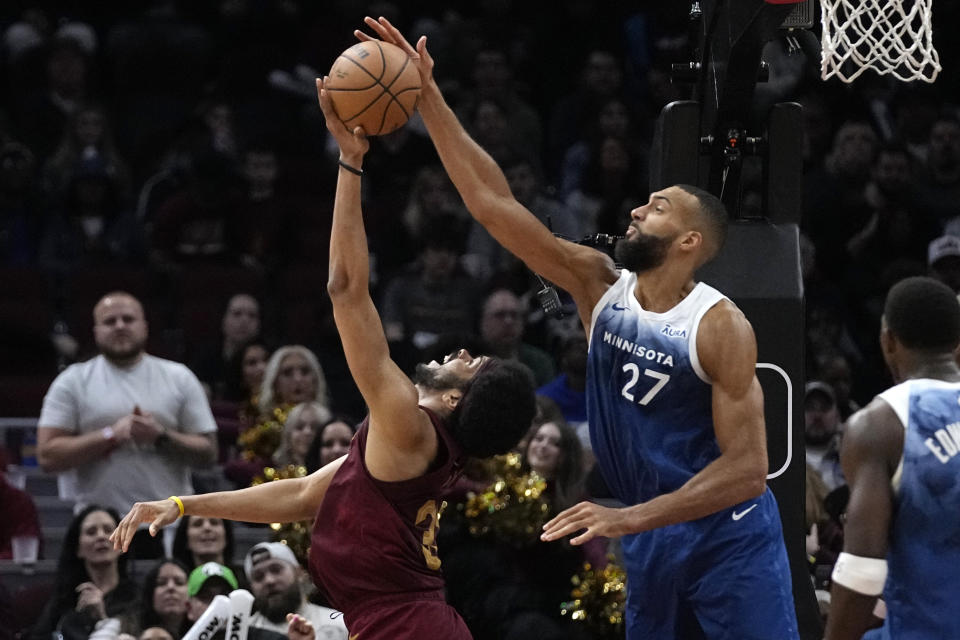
[326,40,421,136]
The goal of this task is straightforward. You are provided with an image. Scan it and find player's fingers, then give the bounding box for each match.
[351,126,367,139]
[363,16,391,41]
[110,510,130,549]
[416,36,432,63]
[570,527,597,546]
[375,16,416,54]
[543,501,587,530]
[542,520,582,541]
[120,507,141,552]
[541,515,585,540]
[354,28,373,42]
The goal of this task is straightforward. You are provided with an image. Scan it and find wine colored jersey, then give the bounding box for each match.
[308,407,472,639]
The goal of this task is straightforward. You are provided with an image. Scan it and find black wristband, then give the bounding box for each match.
[338,159,363,176]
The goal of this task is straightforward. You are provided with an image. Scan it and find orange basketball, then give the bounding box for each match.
[326,40,421,136]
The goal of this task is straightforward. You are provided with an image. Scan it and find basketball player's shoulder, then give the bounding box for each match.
[700,297,755,340]
[843,397,902,467]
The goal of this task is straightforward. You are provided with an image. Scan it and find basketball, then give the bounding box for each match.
[326,40,421,136]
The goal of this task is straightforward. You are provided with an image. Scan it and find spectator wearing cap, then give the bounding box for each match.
[804,381,845,492]
[927,234,960,294]
[244,542,347,639]
[185,561,238,623]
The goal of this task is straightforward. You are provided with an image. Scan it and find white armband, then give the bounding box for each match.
[831,552,888,596]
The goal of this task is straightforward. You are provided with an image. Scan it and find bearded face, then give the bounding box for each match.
[614,227,677,273]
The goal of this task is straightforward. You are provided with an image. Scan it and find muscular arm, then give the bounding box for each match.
[824,401,900,640]
[627,302,768,529]
[111,456,346,551]
[543,301,769,543]
[318,79,435,480]
[359,18,617,331]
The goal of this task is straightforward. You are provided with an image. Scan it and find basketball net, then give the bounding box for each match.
[820,0,941,83]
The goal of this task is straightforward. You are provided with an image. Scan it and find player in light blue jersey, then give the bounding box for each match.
[826,276,960,640]
[355,16,799,639]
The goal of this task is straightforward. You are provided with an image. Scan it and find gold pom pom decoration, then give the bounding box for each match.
[461,452,551,547]
[238,404,292,461]
[560,558,627,639]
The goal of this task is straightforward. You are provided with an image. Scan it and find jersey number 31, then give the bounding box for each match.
[621,363,670,405]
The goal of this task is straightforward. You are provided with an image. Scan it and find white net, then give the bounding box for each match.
[820,0,941,83]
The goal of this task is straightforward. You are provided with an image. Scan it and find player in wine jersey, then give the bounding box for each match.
[110,77,536,639]
[826,277,960,640]
[353,16,799,639]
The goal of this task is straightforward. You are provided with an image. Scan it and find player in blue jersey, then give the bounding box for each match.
[825,276,960,640]
[358,16,798,639]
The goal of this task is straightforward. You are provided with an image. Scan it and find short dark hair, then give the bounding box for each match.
[675,184,729,256]
[450,359,536,458]
[884,276,960,351]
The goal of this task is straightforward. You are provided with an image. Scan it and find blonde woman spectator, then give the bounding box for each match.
[226,346,329,488]
[274,402,331,468]
[258,346,328,420]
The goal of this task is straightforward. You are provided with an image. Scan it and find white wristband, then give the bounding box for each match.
[831,552,888,596]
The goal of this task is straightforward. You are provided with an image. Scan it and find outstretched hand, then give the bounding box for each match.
[316,77,369,163]
[541,500,635,545]
[109,498,181,552]
[355,16,435,86]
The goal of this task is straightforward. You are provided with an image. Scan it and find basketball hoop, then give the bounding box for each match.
[820,0,941,83]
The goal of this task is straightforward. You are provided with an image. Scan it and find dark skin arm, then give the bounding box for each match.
[824,399,901,640]
[357,16,618,333]
[318,77,438,482]
[542,301,769,543]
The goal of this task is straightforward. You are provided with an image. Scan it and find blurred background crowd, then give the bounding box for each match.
[1,0,959,638]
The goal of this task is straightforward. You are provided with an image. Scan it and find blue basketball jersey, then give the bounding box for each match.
[586,270,726,505]
[875,379,960,639]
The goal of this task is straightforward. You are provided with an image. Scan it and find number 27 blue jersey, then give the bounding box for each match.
[586,270,727,506]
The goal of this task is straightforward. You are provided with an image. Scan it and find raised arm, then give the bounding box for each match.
[824,401,899,640]
[542,301,768,543]
[357,17,617,326]
[316,79,436,476]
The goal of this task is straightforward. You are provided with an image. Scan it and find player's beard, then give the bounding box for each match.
[615,229,676,273]
[254,582,303,624]
[413,363,467,392]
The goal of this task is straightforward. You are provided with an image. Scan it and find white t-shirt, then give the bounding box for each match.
[38,354,217,514]
[250,601,348,639]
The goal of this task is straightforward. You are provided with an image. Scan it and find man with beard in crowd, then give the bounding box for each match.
[36,292,217,557]
[358,16,799,639]
[245,542,347,639]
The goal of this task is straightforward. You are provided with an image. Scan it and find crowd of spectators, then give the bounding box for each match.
[2,0,960,637]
